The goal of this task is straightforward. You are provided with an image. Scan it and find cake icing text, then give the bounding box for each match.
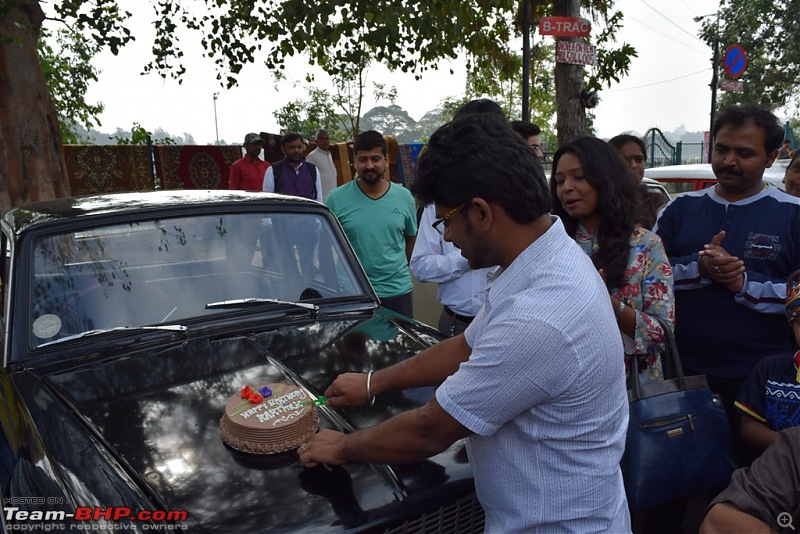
[239,389,307,422]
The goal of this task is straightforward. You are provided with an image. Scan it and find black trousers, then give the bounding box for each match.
[380,292,413,318]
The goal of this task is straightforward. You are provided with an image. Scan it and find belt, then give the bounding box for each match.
[443,306,475,324]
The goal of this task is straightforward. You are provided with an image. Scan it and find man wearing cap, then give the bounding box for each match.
[229,133,270,190]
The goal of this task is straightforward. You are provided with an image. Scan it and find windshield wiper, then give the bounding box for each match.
[205,298,319,317]
[38,325,188,348]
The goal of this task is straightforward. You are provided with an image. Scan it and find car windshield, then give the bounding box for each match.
[29,211,366,348]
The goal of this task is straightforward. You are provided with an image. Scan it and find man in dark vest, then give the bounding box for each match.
[262,133,322,202]
[261,133,323,278]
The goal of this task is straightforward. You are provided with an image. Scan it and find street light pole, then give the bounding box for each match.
[212,92,220,145]
[521,0,531,121]
[695,12,720,163]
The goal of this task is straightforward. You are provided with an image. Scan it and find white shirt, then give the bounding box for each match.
[409,204,490,317]
[262,162,323,203]
[305,148,338,201]
[437,217,631,533]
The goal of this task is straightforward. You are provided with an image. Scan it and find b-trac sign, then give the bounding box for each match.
[538,17,592,37]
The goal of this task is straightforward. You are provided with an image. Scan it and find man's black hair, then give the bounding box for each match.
[354,130,387,155]
[281,132,303,147]
[412,113,550,223]
[453,99,505,120]
[510,120,541,139]
[712,104,784,152]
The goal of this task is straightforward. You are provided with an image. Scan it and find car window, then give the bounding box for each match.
[643,182,671,199]
[656,180,697,196]
[29,212,365,348]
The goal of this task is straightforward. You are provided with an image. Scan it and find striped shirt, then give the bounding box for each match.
[437,217,631,533]
[655,185,800,381]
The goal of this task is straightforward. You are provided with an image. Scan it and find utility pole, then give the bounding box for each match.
[522,0,531,121]
[553,0,586,145]
[694,12,720,163]
[213,92,220,145]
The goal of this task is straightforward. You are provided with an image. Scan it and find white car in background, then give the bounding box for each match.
[645,160,789,196]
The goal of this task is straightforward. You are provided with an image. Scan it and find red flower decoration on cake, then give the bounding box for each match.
[248,392,263,404]
[241,386,254,399]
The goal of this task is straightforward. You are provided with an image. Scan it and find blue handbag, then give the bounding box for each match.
[620,318,737,510]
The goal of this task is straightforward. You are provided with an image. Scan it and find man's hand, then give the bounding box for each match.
[324,373,369,409]
[298,429,347,468]
[298,398,471,468]
[698,230,745,292]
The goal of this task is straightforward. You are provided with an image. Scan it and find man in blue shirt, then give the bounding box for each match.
[656,104,800,466]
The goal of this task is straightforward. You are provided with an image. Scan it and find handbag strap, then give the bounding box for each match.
[630,316,686,400]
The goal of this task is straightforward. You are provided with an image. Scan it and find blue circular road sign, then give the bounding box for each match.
[723,44,747,78]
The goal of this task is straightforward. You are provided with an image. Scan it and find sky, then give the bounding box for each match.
[60,0,758,144]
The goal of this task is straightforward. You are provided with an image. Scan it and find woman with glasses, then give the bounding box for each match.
[551,136,675,388]
[608,133,669,229]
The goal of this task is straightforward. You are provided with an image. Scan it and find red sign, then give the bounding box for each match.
[556,41,596,66]
[719,79,744,92]
[538,17,592,37]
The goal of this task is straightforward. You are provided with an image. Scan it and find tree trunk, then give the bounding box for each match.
[553,0,588,145]
[0,1,68,214]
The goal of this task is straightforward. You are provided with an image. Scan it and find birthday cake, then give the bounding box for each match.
[220,383,319,454]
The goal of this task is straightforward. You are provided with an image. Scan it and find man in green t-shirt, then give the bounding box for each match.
[325,130,418,317]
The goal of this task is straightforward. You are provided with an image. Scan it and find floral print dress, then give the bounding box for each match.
[575,224,676,386]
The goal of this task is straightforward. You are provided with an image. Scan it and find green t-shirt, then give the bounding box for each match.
[326,180,417,298]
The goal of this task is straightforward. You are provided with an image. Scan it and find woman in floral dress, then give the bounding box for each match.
[550,136,674,386]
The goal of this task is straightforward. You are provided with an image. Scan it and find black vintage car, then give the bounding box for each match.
[0,190,484,532]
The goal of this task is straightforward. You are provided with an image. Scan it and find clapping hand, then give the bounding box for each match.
[698,230,745,292]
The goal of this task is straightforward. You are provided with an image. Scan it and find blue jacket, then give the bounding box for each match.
[655,185,800,382]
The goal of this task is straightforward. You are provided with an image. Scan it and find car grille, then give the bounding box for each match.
[382,494,486,534]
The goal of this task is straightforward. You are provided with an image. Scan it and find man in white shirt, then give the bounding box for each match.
[262,133,322,276]
[305,129,338,201]
[411,204,490,336]
[262,132,322,202]
[300,113,631,533]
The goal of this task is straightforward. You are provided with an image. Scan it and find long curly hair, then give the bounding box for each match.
[550,137,638,290]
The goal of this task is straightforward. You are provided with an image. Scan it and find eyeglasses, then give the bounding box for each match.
[622,155,646,165]
[530,144,542,151]
[432,205,465,235]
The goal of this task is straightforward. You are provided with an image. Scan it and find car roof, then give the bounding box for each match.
[644,161,789,189]
[3,190,322,234]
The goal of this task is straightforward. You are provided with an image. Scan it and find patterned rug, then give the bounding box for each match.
[397,142,426,185]
[154,145,242,190]
[64,145,154,194]
[63,136,414,194]
[258,132,284,164]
